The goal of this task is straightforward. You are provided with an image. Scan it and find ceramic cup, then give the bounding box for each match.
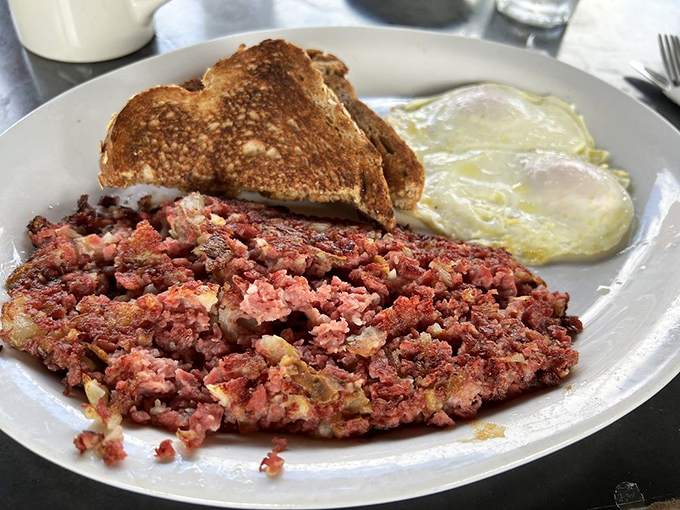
[8,0,171,63]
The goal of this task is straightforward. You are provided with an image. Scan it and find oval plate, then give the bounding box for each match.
[1,26,680,509]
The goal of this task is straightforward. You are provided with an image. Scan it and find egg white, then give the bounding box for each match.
[416,151,634,264]
[387,83,608,164]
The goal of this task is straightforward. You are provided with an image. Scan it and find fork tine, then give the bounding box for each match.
[659,35,675,85]
[662,35,680,85]
[671,35,680,83]
[665,34,680,85]
[661,35,675,85]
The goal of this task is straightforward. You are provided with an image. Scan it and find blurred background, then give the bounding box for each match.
[2,0,680,131]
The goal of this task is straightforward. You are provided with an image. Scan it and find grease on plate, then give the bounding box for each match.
[460,420,507,443]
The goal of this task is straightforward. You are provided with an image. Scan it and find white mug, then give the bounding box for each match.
[8,0,171,63]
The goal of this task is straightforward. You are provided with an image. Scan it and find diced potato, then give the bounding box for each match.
[1,296,46,347]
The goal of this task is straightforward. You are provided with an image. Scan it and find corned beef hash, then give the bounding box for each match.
[0,193,581,465]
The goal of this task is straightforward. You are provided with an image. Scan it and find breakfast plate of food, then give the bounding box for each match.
[1,26,679,508]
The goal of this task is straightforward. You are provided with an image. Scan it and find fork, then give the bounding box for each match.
[659,34,680,87]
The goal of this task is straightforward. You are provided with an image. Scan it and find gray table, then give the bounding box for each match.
[1,0,679,508]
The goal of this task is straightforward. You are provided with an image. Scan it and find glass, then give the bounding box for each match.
[495,0,580,28]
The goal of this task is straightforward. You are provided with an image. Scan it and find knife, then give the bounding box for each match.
[630,60,680,106]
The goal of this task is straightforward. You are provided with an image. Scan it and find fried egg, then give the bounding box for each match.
[387,83,634,264]
[388,83,608,164]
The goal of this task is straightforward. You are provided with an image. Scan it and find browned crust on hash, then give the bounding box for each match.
[308,49,425,211]
[99,39,395,229]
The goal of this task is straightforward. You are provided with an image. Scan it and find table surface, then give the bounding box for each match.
[1,1,680,509]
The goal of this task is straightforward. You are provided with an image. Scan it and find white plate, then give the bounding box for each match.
[1,26,680,509]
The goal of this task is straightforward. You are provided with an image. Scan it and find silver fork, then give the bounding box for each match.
[659,34,680,87]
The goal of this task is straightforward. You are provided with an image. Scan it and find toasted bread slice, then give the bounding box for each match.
[308,50,424,211]
[99,39,395,230]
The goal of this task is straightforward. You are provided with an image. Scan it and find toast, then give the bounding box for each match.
[308,50,424,211]
[98,39,396,230]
